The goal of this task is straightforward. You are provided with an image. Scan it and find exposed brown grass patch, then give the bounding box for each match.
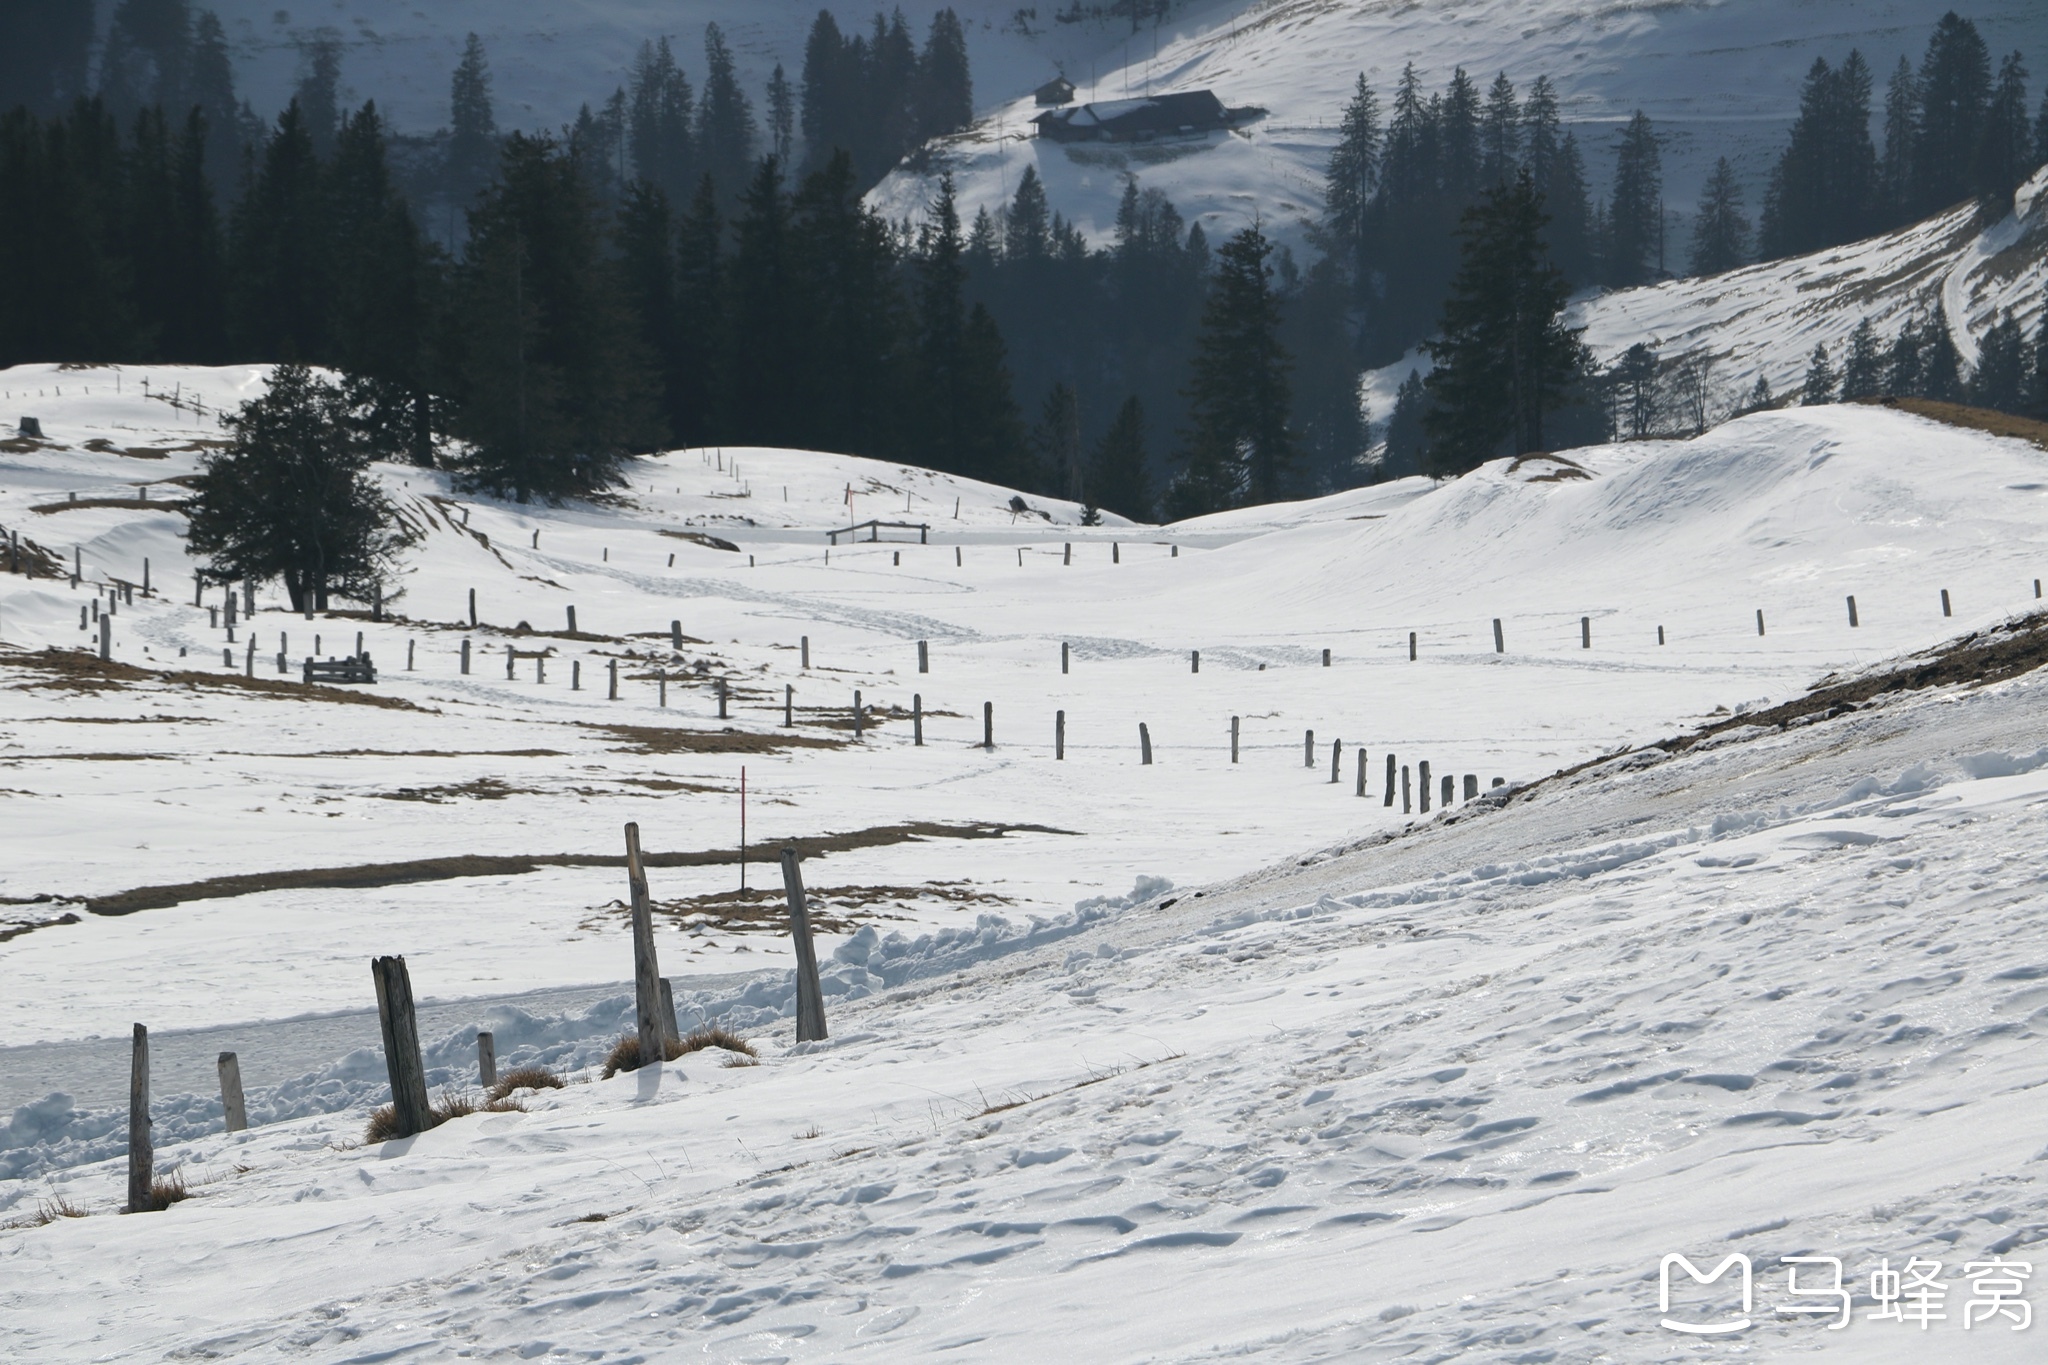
[127,1171,190,1212]
[657,529,742,552]
[596,878,1011,936]
[31,497,187,514]
[4,1194,89,1228]
[377,777,519,802]
[0,910,80,943]
[488,1066,564,1102]
[601,1026,756,1078]
[1863,396,2048,452]
[588,722,840,755]
[365,1089,527,1141]
[0,647,428,711]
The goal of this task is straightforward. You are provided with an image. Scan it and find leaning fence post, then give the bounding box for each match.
[1303,729,1314,768]
[623,823,673,1067]
[1940,588,1952,618]
[476,1032,497,1090]
[1385,754,1397,808]
[217,1051,247,1133]
[1419,760,1432,812]
[1056,709,1065,759]
[913,693,923,746]
[1756,609,1766,636]
[854,689,863,738]
[1139,722,1153,765]
[780,849,828,1043]
[1231,715,1240,763]
[127,1023,153,1211]
[983,701,994,750]
[785,683,794,727]
[1847,595,1859,627]
[370,956,432,1139]
[1492,618,1504,653]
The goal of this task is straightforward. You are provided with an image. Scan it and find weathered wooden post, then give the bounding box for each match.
[532,529,540,549]
[1064,543,1072,565]
[784,684,794,727]
[717,677,728,718]
[1322,648,1331,667]
[506,645,515,679]
[127,1023,153,1212]
[894,551,901,566]
[370,956,432,1140]
[1062,641,1070,674]
[1419,760,1432,812]
[1409,631,1417,661]
[671,620,682,650]
[913,693,923,745]
[73,547,81,587]
[609,658,619,699]
[983,701,994,750]
[142,558,150,596]
[476,1032,497,1090]
[1581,616,1590,649]
[572,659,581,690]
[217,1051,247,1133]
[2036,579,2042,599]
[660,979,681,1041]
[536,655,546,684]
[1330,739,1341,783]
[1303,729,1314,768]
[1385,754,1397,808]
[372,585,382,622]
[99,614,110,660]
[1356,752,1368,797]
[567,605,577,633]
[1056,709,1065,759]
[1442,774,1454,808]
[460,638,471,673]
[955,546,962,566]
[801,635,810,669]
[854,689,863,737]
[623,822,674,1066]
[1401,764,1412,814]
[780,849,828,1043]
[658,668,667,707]
[1847,595,1859,627]
[1464,774,1478,802]
[244,638,255,676]
[1658,626,1666,645]
[1756,609,1766,636]
[1941,589,1952,618]
[1492,619,1504,653]
[407,639,416,670]
[468,588,477,628]
[1113,542,1121,564]
[1191,649,1199,673]
[1231,715,1240,763]
[1139,722,1153,765]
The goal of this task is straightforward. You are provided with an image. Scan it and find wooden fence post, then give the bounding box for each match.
[476,1032,496,1090]
[1356,752,1368,797]
[609,658,618,699]
[1847,595,1859,627]
[1056,709,1065,759]
[854,690,863,738]
[506,645,516,680]
[127,1023,153,1212]
[143,558,150,596]
[658,669,667,707]
[671,620,682,650]
[407,639,416,670]
[370,956,432,1139]
[99,615,110,660]
[217,1051,247,1133]
[659,979,681,1043]
[1442,774,1454,808]
[1401,764,1412,814]
[1658,626,1666,646]
[1492,618,1504,653]
[1330,739,1341,783]
[780,849,828,1043]
[1756,609,1766,636]
[1062,641,1070,674]
[1303,729,1314,768]
[468,588,477,628]
[1581,616,1590,649]
[1191,649,1199,673]
[801,635,810,669]
[1113,542,1120,564]
[572,659,581,690]
[1409,631,1417,661]
[1139,722,1153,764]
[785,684,794,727]
[1064,543,1071,565]
[1464,774,1478,802]
[1322,648,1331,667]
[955,547,962,566]
[918,640,929,673]
[913,693,923,746]
[717,677,728,718]
[983,701,994,750]
[1419,761,1432,812]
[624,823,673,1068]
[1941,589,1952,617]
[460,638,470,674]
[1231,715,1240,763]
[1385,754,1397,807]
[567,605,577,633]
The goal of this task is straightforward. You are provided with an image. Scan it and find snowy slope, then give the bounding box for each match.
[7,364,2048,1357]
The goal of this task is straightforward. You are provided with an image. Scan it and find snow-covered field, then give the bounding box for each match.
[5,366,2048,1358]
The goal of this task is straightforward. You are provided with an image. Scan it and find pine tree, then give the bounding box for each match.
[1760,52,1876,258]
[1036,382,1083,502]
[1182,224,1295,505]
[1480,72,1519,187]
[1322,75,1380,265]
[293,34,343,160]
[1423,170,1584,471]
[229,102,329,361]
[914,8,973,140]
[1884,319,1923,396]
[913,174,970,474]
[1973,52,2032,214]
[447,34,498,214]
[1742,374,1775,412]
[0,0,99,116]
[1689,156,1750,275]
[1881,56,1919,224]
[617,178,679,445]
[186,12,243,201]
[861,11,919,188]
[1005,164,1051,260]
[1840,317,1883,399]
[1283,252,1368,492]
[1538,121,1595,286]
[1970,312,2027,412]
[697,23,756,206]
[1919,312,1962,400]
[766,63,795,164]
[185,363,398,612]
[1090,395,1152,520]
[1801,342,1837,404]
[1612,342,1660,437]
[1381,370,1429,479]
[789,148,902,457]
[957,301,1030,487]
[672,173,725,446]
[1914,12,1991,213]
[728,156,795,447]
[799,10,853,171]
[1438,69,1481,200]
[1606,111,1662,286]
[629,38,694,204]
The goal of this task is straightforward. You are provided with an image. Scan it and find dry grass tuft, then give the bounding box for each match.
[366,1090,529,1141]
[601,1026,757,1078]
[489,1065,565,1102]
[123,1172,190,1212]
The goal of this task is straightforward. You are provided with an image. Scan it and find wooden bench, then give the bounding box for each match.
[304,654,378,685]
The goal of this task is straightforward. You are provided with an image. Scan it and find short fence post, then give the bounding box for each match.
[671,620,681,650]
[536,655,545,684]
[1464,774,1478,802]
[1139,722,1153,764]
[1231,715,1240,763]
[717,677,728,719]
[918,640,928,673]
[1581,616,1590,649]
[1442,774,1454,809]
[955,547,961,566]
[1113,542,1120,564]
[468,588,477,628]
[1191,649,1199,673]
[1330,739,1341,783]
[1385,754,1397,808]
[1756,609,1766,636]
[127,1023,153,1212]
[1940,589,1952,618]
[99,614,110,660]
[407,639,416,670]
[567,605,577,634]
[801,635,810,669]
[1401,764,1412,814]
[1409,631,1417,661]
[609,658,618,699]
[854,690,863,737]
[624,822,674,1068]
[244,639,254,676]
[1303,729,1314,768]
[983,701,994,750]
[572,659,581,690]
[476,1033,496,1090]
[2036,579,2042,599]
[913,693,923,745]
[1062,641,1070,674]
[506,646,515,680]
[1356,752,1368,797]
[1847,595,1859,627]
[370,956,432,1139]
[460,638,471,673]
[658,668,667,707]
[1064,543,1071,565]
[1322,648,1331,667]
[1419,760,1432,812]
[354,631,364,657]
[785,684,794,727]
[1492,618,1504,653]
[217,1051,247,1133]
[1056,709,1065,759]
[1658,625,1666,645]
[780,849,828,1043]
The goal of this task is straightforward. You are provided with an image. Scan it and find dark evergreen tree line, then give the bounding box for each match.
[800,7,974,192]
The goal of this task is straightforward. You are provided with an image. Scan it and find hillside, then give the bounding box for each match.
[6,366,2048,1357]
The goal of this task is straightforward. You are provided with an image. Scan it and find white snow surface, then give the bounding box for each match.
[5,367,2048,1357]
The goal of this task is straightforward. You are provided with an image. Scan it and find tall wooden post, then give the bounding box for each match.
[567,605,578,633]
[1756,609,1766,636]
[1303,729,1314,768]
[506,645,516,680]
[1062,641,1070,674]
[1056,709,1065,759]
[407,639,416,670]
[1581,616,1590,649]
[370,956,432,1139]
[780,849,828,1043]
[1419,761,1433,812]
[1409,631,1417,661]
[217,1051,248,1133]
[461,638,470,674]
[1139,722,1153,765]
[785,683,794,727]
[1356,752,1368,797]
[1191,650,1199,673]
[1322,648,1331,666]
[918,640,929,673]
[983,701,993,750]
[624,823,672,1068]
[1231,715,1240,763]
[854,690,863,738]
[1658,625,1666,645]
[468,588,477,627]
[1401,764,1412,814]
[1112,542,1120,564]
[476,1032,497,1090]
[1492,619,1504,653]
[609,658,619,699]
[671,620,682,650]
[660,978,681,1041]
[1330,739,1341,783]
[1847,595,1859,627]
[1063,543,1071,565]
[913,693,923,745]
[717,677,728,718]
[801,635,810,669]
[127,1024,153,1212]
[99,614,110,660]
[1385,754,1397,807]
[1941,589,1952,618]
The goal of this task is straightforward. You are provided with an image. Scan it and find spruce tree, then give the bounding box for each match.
[628,38,694,204]
[799,11,854,171]
[187,12,243,201]
[913,175,971,474]
[1973,52,2032,214]
[1005,165,1051,260]
[1913,12,1991,213]
[1919,312,1962,400]
[100,0,192,126]
[1970,312,2027,412]
[914,9,973,140]
[1036,382,1083,502]
[618,179,680,444]
[728,156,796,447]
[1881,56,1919,224]
[185,363,398,613]
[1801,342,1837,405]
[1090,396,1152,521]
[1613,342,1659,437]
[1606,111,1662,286]
[1742,374,1775,412]
[673,173,725,446]
[293,34,343,160]
[1840,317,1883,399]
[1760,52,1876,258]
[1182,224,1295,506]
[697,23,756,207]
[447,35,498,214]
[767,64,795,164]
[1689,157,1750,275]
[1438,69,1481,200]
[1480,73,1520,187]
[2030,309,2048,419]
[789,149,902,458]
[1884,319,1923,396]
[1423,170,1584,471]
[229,102,329,361]
[958,302,1029,488]
[1322,75,1381,267]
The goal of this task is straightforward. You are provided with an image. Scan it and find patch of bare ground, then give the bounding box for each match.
[296,748,565,758]
[628,629,709,644]
[31,496,188,514]
[601,1027,755,1078]
[587,722,841,754]
[488,1065,564,1101]
[0,910,81,943]
[657,529,742,552]
[1858,396,2048,452]
[79,821,1074,915]
[585,879,1012,935]
[0,646,431,711]
[377,777,519,802]
[2,538,66,577]
[1506,453,1593,482]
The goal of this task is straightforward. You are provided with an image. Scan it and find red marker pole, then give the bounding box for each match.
[740,766,748,892]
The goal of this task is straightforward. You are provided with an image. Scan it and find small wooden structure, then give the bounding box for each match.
[1035,75,1076,107]
[827,518,930,546]
[304,653,377,684]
